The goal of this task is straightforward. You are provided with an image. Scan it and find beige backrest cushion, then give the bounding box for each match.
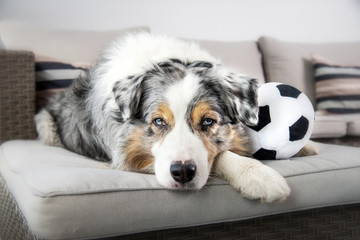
[0,21,151,112]
[0,21,150,64]
[195,40,265,84]
[258,36,360,105]
[0,21,265,84]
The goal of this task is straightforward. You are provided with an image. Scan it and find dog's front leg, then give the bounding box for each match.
[213,151,290,203]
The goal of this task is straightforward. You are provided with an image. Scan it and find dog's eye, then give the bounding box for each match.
[153,118,167,127]
[202,118,215,127]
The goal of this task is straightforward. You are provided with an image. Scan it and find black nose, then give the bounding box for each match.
[170,160,197,184]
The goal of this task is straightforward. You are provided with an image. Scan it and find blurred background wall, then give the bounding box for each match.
[0,0,360,42]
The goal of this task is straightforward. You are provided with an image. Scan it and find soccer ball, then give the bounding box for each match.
[246,83,314,160]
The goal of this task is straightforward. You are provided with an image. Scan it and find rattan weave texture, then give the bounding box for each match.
[0,50,36,144]
[111,204,360,240]
[1,164,360,240]
[0,173,37,240]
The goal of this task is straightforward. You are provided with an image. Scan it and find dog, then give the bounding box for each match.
[35,33,297,203]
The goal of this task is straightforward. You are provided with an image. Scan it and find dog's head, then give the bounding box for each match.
[113,59,258,190]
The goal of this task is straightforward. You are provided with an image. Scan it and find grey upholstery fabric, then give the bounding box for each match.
[258,36,360,105]
[1,140,359,240]
[0,21,150,64]
[258,36,360,138]
[312,111,360,138]
[196,40,265,84]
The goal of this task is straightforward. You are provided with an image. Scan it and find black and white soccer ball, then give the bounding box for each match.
[246,82,315,160]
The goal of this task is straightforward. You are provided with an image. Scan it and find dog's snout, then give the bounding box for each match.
[170,160,196,184]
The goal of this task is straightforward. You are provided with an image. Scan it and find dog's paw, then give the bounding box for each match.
[294,140,319,157]
[215,151,290,203]
[234,163,291,203]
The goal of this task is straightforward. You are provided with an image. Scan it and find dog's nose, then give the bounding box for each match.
[170,160,196,184]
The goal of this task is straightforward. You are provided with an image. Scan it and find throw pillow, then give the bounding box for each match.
[258,36,360,106]
[0,22,150,111]
[35,55,90,111]
[312,55,360,113]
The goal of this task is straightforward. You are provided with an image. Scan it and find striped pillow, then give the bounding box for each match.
[36,61,89,111]
[313,55,360,114]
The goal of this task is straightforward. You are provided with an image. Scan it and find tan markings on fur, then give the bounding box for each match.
[202,136,219,165]
[229,127,250,157]
[191,102,218,126]
[293,140,319,157]
[191,101,250,163]
[150,102,175,147]
[152,102,175,127]
[124,127,154,173]
[191,101,220,164]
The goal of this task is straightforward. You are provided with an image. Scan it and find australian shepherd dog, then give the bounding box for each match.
[35,33,292,202]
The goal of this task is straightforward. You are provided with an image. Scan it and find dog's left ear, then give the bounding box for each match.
[222,74,259,126]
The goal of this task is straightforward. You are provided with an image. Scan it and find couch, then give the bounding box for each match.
[1,22,360,240]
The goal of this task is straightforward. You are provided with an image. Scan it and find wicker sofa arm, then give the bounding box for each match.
[0,50,36,143]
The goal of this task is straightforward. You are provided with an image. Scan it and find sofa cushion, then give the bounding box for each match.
[258,36,360,138]
[311,112,346,138]
[0,21,150,64]
[35,60,89,111]
[195,40,265,84]
[258,36,360,106]
[0,21,150,111]
[312,55,360,114]
[311,110,360,138]
[1,140,360,239]
[349,121,360,136]
[0,21,265,84]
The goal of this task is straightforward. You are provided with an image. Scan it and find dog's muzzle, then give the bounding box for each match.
[170,160,196,184]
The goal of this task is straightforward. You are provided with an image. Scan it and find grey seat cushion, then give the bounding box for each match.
[1,140,360,240]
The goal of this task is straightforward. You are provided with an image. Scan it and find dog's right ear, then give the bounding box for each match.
[112,73,147,121]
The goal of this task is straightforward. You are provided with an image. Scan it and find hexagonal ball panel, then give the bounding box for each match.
[289,115,309,141]
[253,148,277,160]
[276,84,302,99]
[247,105,271,132]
